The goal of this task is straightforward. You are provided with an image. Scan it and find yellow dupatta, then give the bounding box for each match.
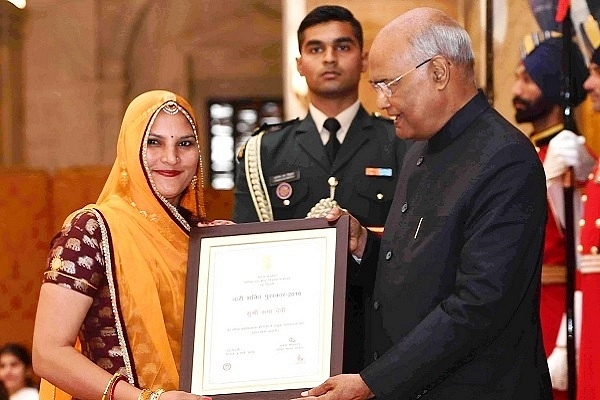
[40,90,206,399]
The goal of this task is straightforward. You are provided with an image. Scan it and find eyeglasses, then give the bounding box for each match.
[370,58,432,97]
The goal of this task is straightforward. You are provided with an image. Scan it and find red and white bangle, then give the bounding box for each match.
[101,373,126,400]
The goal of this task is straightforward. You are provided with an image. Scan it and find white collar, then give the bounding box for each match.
[309,100,361,144]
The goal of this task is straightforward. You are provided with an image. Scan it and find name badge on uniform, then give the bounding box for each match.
[268,170,300,186]
[365,167,393,177]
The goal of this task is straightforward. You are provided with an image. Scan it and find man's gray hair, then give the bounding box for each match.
[409,22,475,67]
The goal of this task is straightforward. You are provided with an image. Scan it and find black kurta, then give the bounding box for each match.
[357,92,552,399]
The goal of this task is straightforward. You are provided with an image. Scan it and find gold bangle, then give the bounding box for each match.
[137,389,152,400]
[149,389,165,400]
[101,373,124,400]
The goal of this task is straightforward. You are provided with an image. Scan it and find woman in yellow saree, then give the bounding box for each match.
[32,90,212,400]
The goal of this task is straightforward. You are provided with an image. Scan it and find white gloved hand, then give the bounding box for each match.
[547,291,582,391]
[548,346,568,391]
[544,130,595,182]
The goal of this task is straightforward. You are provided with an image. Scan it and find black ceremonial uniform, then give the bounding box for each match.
[232,105,409,373]
[233,106,408,226]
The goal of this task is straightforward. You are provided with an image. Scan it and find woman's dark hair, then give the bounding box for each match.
[0,381,9,400]
[177,205,208,226]
[0,343,36,388]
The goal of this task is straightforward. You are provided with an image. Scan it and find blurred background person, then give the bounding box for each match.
[578,14,600,399]
[0,343,38,400]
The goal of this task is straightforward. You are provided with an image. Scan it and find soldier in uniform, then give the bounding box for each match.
[232,5,409,373]
[233,5,408,227]
[541,14,600,399]
[573,15,600,400]
[511,33,591,399]
[578,39,600,396]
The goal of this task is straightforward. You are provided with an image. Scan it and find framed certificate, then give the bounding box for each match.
[180,216,349,400]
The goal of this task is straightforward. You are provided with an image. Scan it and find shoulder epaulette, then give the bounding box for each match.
[251,117,300,136]
[237,118,300,161]
[237,145,247,161]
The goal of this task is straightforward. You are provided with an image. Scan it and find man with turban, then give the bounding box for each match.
[511,32,593,400]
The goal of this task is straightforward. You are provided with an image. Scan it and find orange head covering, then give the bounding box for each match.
[98,90,206,226]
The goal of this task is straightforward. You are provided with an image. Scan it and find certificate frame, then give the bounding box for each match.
[180,216,349,400]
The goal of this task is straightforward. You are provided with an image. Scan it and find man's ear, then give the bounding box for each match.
[296,56,305,77]
[431,57,450,87]
[361,51,369,73]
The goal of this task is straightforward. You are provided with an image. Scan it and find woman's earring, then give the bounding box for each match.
[190,175,198,189]
[119,162,129,187]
